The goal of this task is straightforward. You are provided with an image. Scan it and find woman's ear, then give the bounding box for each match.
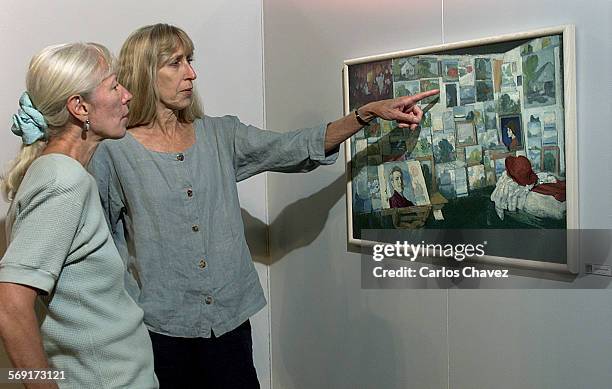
[66,95,89,123]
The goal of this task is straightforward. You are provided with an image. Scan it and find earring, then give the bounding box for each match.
[84,119,90,132]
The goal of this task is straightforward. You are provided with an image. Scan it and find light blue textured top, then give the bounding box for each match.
[0,154,158,388]
[88,115,337,337]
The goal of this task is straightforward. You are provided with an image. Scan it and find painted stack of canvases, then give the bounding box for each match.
[347,33,567,238]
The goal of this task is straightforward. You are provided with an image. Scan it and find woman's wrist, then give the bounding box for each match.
[356,103,376,124]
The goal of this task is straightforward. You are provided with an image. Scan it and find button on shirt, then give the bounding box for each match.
[89,115,337,337]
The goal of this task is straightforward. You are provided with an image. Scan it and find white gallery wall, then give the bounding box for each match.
[0,1,270,388]
[264,0,612,388]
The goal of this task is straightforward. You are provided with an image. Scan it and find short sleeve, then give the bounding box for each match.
[88,146,139,298]
[231,116,339,182]
[88,143,125,232]
[0,174,88,294]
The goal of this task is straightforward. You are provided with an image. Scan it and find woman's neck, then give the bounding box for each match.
[149,107,183,136]
[41,125,101,166]
[129,109,195,153]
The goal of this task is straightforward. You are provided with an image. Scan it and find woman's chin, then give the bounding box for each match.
[165,98,192,111]
[107,128,128,140]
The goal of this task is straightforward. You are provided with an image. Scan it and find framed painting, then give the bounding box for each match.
[415,155,436,193]
[499,114,524,151]
[542,145,561,175]
[343,25,578,273]
[456,121,478,147]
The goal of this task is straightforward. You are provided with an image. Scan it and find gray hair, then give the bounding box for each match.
[2,42,115,200]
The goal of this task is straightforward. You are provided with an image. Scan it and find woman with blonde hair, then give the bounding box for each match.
[89,23,436,387]
[0,43,158,388]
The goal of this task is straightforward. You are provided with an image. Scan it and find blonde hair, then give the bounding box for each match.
[118,23,203,128]
[2,42,114,201]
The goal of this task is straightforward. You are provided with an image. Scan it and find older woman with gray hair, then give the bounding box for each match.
[0,43,157,388]
[89,23,437,388]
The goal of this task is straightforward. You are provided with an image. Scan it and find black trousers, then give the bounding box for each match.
[149,320,260,389]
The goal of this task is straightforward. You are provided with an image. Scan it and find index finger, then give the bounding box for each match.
[408,89,440,104]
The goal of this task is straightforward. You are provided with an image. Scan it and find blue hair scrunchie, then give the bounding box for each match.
[11,92,48,145]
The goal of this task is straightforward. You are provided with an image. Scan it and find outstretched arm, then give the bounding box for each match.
[324,89,439,152]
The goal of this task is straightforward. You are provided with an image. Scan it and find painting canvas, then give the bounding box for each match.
[379,119,396,135]
[468,164,486,190]
[364,120,381,138]
[527,114,543,138]
[494,158,507,179]
[344,26,578,273]
[501,62,515,87]
[445,83,458,107]
[442,59,459,82]
[352,169,371,214]
[348,59,393,110]
[456,121,477,147]
[522,46,557,108]
[378,160,431,209]
[432,132,456,163]
[454,166,469,197]
[485,112,497,130]
[394,80,420,98]
[475,58,492,80]
[417,57,440,78]
[498,90,521,114]
[416,156,436,193]
[366,166,382,211]
[413,130,433,157]
[528,148,542,171]
[459,58,475,85]
[542,111,558,145]
[382,133,407,158]
[500,115,523,151]
[436,164,456,199]
[392,57,418,81]
[542,145,561,175]
[479,129,500,149]
[460,85,476,105]
[465,145,483,166]
[476,80,494,102]
[443,111,455,132]
[420,79,440,104]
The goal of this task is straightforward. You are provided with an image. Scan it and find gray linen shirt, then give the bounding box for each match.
[89,115,338,337]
